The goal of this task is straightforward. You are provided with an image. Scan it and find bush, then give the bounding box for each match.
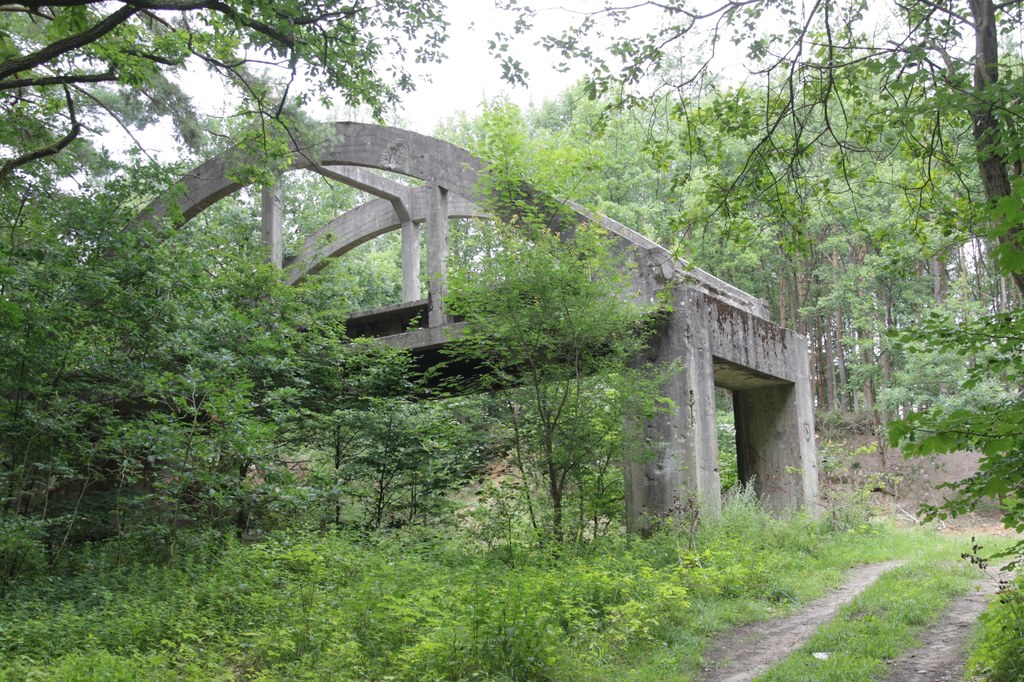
[0,513,46,595]
[968,573,1024,681]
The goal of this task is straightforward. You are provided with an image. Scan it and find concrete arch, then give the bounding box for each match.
[136,121,819,528]
[136,122,767,318]
[286,187,484,285]
[138,122,484,226]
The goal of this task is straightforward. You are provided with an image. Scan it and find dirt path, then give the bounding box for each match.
[882,575,1001,682]
[697,560,906,682]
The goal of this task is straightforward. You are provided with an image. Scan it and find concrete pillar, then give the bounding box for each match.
[625,296,721,535]
[426,185,449,327]
[793,339,820,513]
[732,343,817,514]
[401,219,421,302]
[261,183,283,268]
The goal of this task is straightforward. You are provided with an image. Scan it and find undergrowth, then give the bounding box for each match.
[0,491,998,681]
[967,561,1024,682]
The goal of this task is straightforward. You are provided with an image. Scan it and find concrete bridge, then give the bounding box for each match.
[140,122,818,531]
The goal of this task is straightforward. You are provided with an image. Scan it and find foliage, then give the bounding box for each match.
[511,0,1024,284]
[0,0,449,179]
[716,409,739,493]
[0,495,991,681]
[889,310,1024,558]
[0,160,380,583]
[293,387,487,532]
[441,103,660,544]
[446,217,653,544]
[968,572,1024,682]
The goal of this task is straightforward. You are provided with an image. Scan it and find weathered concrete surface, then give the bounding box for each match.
[139,121,821,525]
[623,286,817,530]
[401,219,420,302]
[426,185,450,328]
[626,289,720,533]
[260,183,283,268]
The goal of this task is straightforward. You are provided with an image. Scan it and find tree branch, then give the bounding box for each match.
[0,85,80,182]
[126,0,297,49]
[0,69,116,91]
[0,4,137,80]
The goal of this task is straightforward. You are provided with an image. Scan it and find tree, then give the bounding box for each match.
[445,219,654,544]
[497,0,1023,292]
[0,0,448,180]
[437,104,661,543]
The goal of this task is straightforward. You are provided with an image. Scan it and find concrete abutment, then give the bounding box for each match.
[623,290,819,532]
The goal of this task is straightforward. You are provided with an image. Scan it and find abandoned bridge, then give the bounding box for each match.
[140,122,819,531]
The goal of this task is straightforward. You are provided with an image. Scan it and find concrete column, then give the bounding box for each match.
[401,219,421,302]
[426,185,449,327]
[261,183,283,268]
[625,294,721,535]
[733,345,817,515]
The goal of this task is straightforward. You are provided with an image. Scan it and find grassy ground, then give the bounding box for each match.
[0,494,1006,681]
[757,561,976,681]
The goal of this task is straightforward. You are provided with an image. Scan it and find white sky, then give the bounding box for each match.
[125,1,594,159]
[116,0,905,158]
[395,0,597,133]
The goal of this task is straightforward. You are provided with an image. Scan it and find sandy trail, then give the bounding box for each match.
[697,560,906,682]
[882,574,1003,682]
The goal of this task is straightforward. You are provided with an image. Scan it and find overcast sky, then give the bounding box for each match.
[395,0,590,133]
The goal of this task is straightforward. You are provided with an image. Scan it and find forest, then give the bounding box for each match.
[1,0,1023,679]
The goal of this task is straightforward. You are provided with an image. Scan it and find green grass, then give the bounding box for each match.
[0,495,1006,681]
[756,561,976,682]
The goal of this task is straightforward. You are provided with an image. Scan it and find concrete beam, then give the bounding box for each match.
[261,183,283,268]
[401,220,420,302]
[315,164,413,223]
[376,322,467,352]
[283,190,483,285]
[426,184,450,327]
[568,202,771,320]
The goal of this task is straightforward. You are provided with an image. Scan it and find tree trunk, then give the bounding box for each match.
[823,315,837,412]
[813,317,826,408]
[931,255,946,304]
[832,250,851,411]
[968,0,1024,296]
[835,312,851,411]
[547,456,563,543]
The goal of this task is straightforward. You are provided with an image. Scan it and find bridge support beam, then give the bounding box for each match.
[261,183,283,268]
[426,185,449,327]
[625,289,819,533]
[401,220,420,302]
[625,302,721,536]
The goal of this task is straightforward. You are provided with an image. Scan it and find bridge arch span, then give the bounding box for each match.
[135,122,819,530]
